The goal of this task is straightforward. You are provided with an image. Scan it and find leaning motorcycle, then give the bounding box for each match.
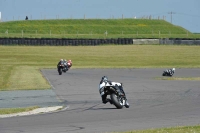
[162,69,174,76]
[66,60,72,70]
[58,60,72,75]
[57,62,65,75]
[99,81,129,109]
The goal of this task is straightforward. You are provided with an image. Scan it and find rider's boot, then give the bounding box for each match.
[125,100,129,108]
[107,98,113,104]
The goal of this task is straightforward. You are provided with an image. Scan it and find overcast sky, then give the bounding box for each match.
[0,0,200,33]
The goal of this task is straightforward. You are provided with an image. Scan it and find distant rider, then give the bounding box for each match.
[68,59,72,67]
[167,68,175,76]
[63,59,68,66]
[57,59,64,70]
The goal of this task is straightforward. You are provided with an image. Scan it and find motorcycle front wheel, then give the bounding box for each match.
[110,93,123,109]
[162,72,166,76]
[58,68,62,75]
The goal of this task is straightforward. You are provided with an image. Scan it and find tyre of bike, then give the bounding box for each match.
[58,67,62,75]
[162,72,166,76]
[110,93,123,109]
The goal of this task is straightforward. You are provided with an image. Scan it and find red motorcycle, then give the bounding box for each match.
[66,60,72,70]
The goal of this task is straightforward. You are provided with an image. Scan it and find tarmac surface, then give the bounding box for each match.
[0,68,200,133]
[0,90,62,108]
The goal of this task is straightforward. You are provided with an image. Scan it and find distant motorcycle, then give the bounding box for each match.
[162,68,175,76]
[66,60,72,70]
[57,62,65,75]
[58,60,72,75]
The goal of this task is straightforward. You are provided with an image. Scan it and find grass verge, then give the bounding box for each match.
[7,66,51,90]
[120,125,200,133]
[0,106,38,115]
[155,77,200,81]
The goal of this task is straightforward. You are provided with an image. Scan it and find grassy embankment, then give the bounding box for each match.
[0,19,199,39]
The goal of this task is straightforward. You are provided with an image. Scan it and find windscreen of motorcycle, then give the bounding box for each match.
[110,82,122,86]
[99,81,121,90]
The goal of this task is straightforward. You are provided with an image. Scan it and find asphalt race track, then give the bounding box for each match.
[0,68,200,133]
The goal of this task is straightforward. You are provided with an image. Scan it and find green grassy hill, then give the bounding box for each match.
[0,19,198,38]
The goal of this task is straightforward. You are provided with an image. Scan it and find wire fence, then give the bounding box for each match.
[0,14,167,22]
[0,30,199,39]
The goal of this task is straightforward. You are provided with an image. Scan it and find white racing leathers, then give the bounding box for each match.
[99,81,129,109]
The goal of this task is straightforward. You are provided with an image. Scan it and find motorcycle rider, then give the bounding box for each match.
[63,59,67,63]
[99,76,129,107]
[167,68,175,76]
[57,59,64,70]
[63,59,68,66]
[68,59,72,67]
[99,76,112,104]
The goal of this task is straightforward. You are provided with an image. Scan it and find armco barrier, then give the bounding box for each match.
[133,39,159,45]
[0,38,200,45]
[159,38,200,45]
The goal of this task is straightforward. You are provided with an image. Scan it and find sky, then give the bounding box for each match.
[0,0,200,33]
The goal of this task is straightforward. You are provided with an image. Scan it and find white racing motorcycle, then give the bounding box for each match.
[99,76,129,109]
[162,68,175,77]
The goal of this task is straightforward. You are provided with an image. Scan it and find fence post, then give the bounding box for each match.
[5,29,8,36]
[105,31,108,37]
[90,31,93,37]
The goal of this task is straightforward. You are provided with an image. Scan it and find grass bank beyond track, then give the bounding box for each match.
[0,45,200,91]
[121,125,200,133]
[0,19,198,38]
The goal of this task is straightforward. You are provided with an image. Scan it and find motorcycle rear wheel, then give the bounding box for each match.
[110,93,123,109]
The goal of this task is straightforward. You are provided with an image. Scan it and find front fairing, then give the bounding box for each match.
[110,82,122,86]
[99,81,123,95]
[99,81,122,90]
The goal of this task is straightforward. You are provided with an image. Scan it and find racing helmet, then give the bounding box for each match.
[172,68,175,71]
[60,59,63,61]
[64,59,67,62]
[102,76,108,82]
